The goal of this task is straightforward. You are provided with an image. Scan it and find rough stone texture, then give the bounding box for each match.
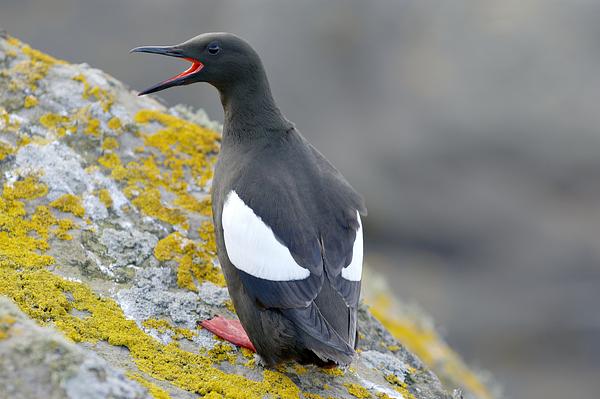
[0,34,486,399]
[0,297,148,399]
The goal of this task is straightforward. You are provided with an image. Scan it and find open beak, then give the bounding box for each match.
[130,45,204,96]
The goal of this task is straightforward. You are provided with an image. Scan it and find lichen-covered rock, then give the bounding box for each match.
[0,297,148,399]
[0,33,485,399]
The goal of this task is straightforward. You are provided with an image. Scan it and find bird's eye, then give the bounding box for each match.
[207,42,220,55]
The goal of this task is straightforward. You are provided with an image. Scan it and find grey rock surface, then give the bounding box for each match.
[0,297,149,399]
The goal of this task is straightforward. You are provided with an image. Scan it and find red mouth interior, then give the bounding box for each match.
[165,58,204,82]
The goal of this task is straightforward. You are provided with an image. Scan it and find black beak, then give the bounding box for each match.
[130,45,185,58]
[130,45,204,96]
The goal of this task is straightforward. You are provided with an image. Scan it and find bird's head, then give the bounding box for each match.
[131,32,262,96]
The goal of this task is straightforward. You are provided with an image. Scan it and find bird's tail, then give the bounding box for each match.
[282,303,355,366]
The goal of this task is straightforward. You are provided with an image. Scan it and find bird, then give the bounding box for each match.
[131,32,366,367]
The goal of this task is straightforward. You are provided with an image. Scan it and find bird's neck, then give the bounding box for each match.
[218,71,293,143]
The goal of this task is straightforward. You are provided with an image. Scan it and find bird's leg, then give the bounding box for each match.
[201,315,256,351]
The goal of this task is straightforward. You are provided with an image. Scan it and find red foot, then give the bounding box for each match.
[201,316,256,352]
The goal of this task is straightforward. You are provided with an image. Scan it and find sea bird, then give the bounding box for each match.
[132,33,366,367]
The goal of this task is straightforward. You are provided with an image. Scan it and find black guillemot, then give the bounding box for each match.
[131,32,366,367]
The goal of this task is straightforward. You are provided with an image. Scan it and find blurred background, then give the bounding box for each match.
[2,1,600,398]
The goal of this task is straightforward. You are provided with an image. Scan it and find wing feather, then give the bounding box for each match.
[222,191,311,281]
[220,132,365,361]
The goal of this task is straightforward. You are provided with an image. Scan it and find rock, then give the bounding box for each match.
[100,227,159,273]
[0,297,149,399]
[0,34,482,399]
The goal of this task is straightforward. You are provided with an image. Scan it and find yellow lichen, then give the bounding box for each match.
[23,95,38,108]
[0,179,74,270]
[10,59,49,90]
[0,268,302,398]
[206,343,237,364]
[367,294,494,399]
[154,232,224,289]
[97,189,113,209]
[173,193,212,216]
[97,152,192,228]
[39,113,76,137]
[384,374,417,399]
[0,180,301,398]
[69,105,111,139]
[72,73,114,112]
[30,205,57,241]
[21,43,65,65]
[95,109,223,289]
[224,299,236,313]
[72,73,87,85]
[198,220,217,254]
[176,252,219,289]
[321,367,344,377]
[50,194,85,218]
[132,188,188,228]
[3,176,48,200]
[0,141,13,161]
[292,364,308,375]
[243,357,256,369]
[142,318,196,341]
[344,383,371,398]
[7,39,64,90]
[0,107,21,132]
[240,347,254,359]
[101,137,119,151]
[303,393,326,399]
[17,136,31,147]
[89,86,114,112]
[97,152,123,170]
[6,36,22,47]
[107,117,122,131]
[53,218,76,241]
[154,233,188,262]
[127,373,172,399]
[0,314,17,340]
[84,118,101,137]
[134,109,220,190]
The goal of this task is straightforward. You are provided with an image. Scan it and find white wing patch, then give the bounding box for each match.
[341,211,363,281]
[222,190,311,281]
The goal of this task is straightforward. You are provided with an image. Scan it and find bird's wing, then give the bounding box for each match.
[222,175,364,310]
[221,189,324,309]
[313,194,363,349]
[221,186,359,361]
[221,137,365,360]
[308,142,365,309]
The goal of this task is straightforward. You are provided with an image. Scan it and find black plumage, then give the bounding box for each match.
[132,32,366,367]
